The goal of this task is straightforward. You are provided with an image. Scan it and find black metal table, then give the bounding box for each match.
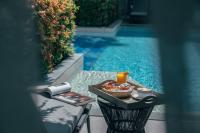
[97,96,161,133]
[89,80,164,133]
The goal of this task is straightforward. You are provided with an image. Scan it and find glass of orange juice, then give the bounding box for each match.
[116,72,128,84]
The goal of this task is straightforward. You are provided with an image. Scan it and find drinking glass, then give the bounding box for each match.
[116,72,128,84]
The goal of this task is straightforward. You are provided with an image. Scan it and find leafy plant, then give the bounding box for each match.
[32,0,78,72]
[75,0,119,27]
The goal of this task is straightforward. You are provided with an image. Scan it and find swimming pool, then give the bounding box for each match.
[74,26,200,112]
[74,26,162,92]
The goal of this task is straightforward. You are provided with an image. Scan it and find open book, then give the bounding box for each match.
[43,82,94,106]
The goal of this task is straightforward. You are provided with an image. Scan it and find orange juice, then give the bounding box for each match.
[116,72,128,84]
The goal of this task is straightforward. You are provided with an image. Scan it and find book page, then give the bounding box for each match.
[53,92,94,106]
[47,82,71,96]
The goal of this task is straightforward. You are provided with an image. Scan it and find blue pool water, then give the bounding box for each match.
[74,26,162,92]
[74,26,200,112]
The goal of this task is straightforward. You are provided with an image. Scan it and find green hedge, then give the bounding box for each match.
[75,0,119,27]
[33,0,78,72]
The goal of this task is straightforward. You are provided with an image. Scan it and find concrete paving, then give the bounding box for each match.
[80,116,166,133]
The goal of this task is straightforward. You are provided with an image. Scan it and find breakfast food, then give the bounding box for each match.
[102,81,131,91]
[101,81,134,98]
[102,81,118,90]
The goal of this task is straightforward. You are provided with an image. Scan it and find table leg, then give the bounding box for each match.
[86,116,91,133]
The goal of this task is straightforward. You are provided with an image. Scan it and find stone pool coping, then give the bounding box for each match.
[75,20,122,37]
[46,53,83,85]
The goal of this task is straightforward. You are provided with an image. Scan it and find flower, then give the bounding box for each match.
[38,11,46,17]
[51,0,58,7]
[60,4,65,11]
[61,25,66,30]
[56,31,61,35]
[61,15,66,19]
[31,4,35,9]
[64,31,70,37]
[52,19,57,24]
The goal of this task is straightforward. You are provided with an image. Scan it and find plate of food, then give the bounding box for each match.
[101,81,135,98]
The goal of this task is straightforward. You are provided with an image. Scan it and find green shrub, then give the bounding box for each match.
[75,0,119,27]
[32,0,78,72]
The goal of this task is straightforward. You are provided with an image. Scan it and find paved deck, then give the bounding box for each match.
[80,116,166,133]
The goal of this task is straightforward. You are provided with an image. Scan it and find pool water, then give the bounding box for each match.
[74,26,200,112]
[74,26,162,92]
